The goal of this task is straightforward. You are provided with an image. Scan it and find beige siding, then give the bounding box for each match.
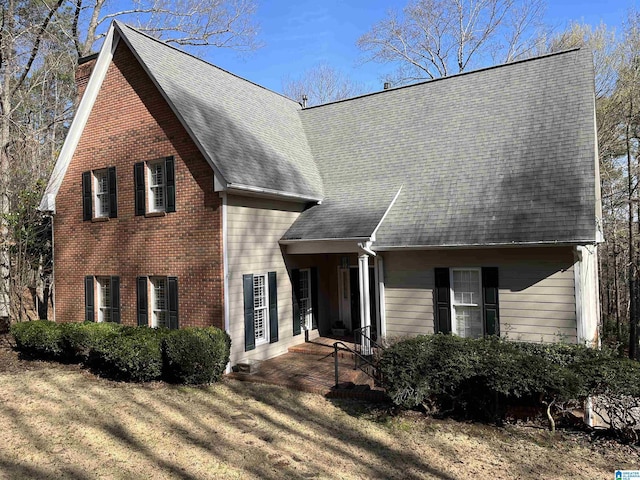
[383,247,577,343]
[226,195,315,365]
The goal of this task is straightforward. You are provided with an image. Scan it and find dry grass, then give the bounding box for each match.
[0,343,638,479]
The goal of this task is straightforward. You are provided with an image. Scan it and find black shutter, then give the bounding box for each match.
[291,269,301,336]
[482,267,500,336]
[168,277,179,329]
[268,271,278,343]
[134,162,145,216]
[434,268,451,334]
[108,166,118,218]
[85,276,94,322]
[311,267,319,330]
[243,274,255,351]
[165,156,176,213]
[82,171,92,221]
[137,276,148,326]
[110,276,120,323]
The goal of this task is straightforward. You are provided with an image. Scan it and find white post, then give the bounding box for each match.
[358,253,371,355]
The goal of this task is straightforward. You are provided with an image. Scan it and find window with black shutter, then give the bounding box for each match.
[244,272,278,350]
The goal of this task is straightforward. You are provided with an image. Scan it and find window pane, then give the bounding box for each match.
[455,306,482,338]
[254,308,265,341]
[100,280,110,308]
[154,279,166,309]
[253,275,265,308]
[155,311,167,328]
[148,162,166,212]
[94,170,109,217]
[452,270,480,305]
[151,163,164,186]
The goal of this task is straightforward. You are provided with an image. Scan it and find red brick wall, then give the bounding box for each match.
[54,41,224,329]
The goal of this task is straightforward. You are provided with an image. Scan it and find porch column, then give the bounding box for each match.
[358,253,372,355]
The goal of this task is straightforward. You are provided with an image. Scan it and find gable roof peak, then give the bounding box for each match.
[113,21,301,107]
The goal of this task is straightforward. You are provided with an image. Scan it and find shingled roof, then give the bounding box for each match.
[42,21,598,247]
[285,48,598,247]
[121,22,325,200]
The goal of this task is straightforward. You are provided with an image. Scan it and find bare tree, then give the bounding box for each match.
[71,0,261,57]
[282,63,365,107]
[357,0,545,84]
[544,22,619,99]
[1,0,72,323]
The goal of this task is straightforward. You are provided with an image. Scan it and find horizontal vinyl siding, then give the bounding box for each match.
[382,247,577,344]
[226,195,310,365]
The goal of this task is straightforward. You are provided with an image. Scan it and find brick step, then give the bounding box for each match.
[288,342,357,359]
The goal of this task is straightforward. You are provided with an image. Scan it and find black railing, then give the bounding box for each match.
[332,326,385,388]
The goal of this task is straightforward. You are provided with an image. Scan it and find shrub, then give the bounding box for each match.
[380,335,582,421]
[163,327,231,384]
[63,321,124,361]
[510,341,609,367]
[10,320,65,359]
[88,326,168,382]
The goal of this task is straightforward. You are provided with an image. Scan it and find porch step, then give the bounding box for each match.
[226,350,388,403]
[288,342,356,359]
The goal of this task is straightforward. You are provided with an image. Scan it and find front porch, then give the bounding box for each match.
[227,336,388,402]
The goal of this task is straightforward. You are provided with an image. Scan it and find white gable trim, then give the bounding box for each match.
[39,25,120,213]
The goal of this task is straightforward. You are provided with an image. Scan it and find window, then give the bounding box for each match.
[253,274,269,345]
[136,276,178,329]
[97,277,112,322]
[299,269,312,330]
[82,167,117,220]
[135,157,175,216]
[148,161,166,212]
[450,269,483,338]
[151,277,168,328]
[94,170,109,218]
[85,276,120,323]
[243,272,278,351]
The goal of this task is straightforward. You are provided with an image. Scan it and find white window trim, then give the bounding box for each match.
[449,268,483,337]
[150,277,168,328]
[253,273,269,346]
[96,276,111,323]
[93,169,109,218]
[299,268,313,330]
[147,160,166,213]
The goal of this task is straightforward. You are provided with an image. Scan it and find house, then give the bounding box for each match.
[40,21,602,368]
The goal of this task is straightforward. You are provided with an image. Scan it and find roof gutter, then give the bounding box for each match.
[374,240,598,251]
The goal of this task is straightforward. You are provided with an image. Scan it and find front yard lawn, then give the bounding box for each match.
[0,336,637,479]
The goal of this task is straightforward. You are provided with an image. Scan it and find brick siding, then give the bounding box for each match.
[54,41,224,329]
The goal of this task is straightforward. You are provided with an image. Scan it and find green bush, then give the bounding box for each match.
[88,326,169,382]
[380,335,583,421]
[570,356,640,398]
[510,341,609,367]
[163,327,230,384]
[11,321,230,385]
[63,321,123,361]
[10,320,65,359]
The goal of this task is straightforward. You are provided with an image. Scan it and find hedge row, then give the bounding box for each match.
[10,320,230,384]
[380,334,640,423]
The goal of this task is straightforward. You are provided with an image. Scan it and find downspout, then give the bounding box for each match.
[49,213,55,322]
[221,191,230,373]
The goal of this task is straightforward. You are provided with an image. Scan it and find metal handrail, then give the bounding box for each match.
[353,325,384,353]
[333,341,381,388]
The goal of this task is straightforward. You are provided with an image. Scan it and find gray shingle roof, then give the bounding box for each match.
[115,22,323,200]
[289,48,597,246]
[113,22,596,247]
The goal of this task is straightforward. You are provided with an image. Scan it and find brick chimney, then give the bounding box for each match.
[76,53,98,101]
